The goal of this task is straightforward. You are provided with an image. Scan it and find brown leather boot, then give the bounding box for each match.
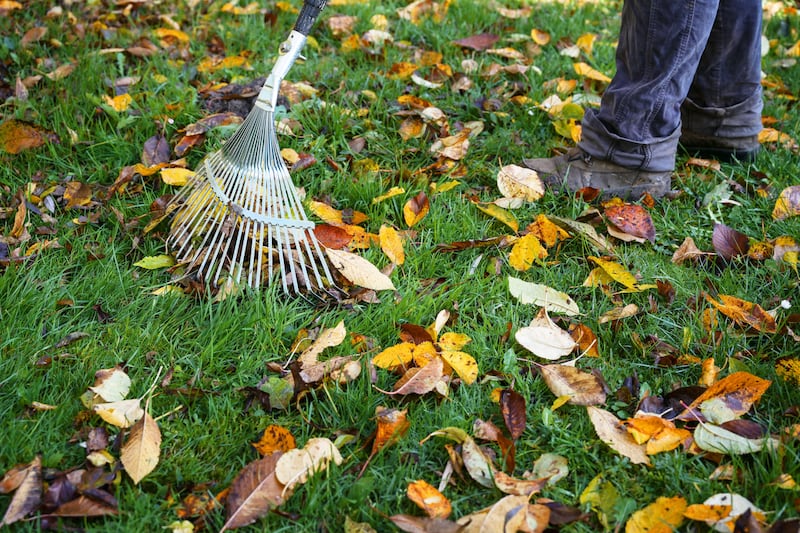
[522,148,673,200]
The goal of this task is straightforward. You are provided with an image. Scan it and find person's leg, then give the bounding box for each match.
[679,0,763,161]
[525,0,721,198]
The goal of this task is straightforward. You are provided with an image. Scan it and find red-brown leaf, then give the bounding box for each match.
[604,204,656,243]
[452,33,500,51]
[222,452,287,532]
[500,389,527,440]
[712,223,749,261]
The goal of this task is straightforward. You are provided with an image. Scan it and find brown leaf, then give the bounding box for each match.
[604,204,655,243]
[400,324,434,344]
[712,223,749,261]
[540,365,607,406]
[380,357,445,396]
[704,294,777,334]
[671,236,713,265]
[142,135,170,167]
[500,389,527,440]
[452,33,500,51]
[121,412,162,484]
[51,495,118,517]
[314,224,353,249]
[64,181,93,209]
[222,453,287,531]
[0,463,29,494]
[388,514,462,533]
[0,455,41,527]
[568,323,600,358]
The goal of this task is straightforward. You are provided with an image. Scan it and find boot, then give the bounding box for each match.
[522,148,673,200]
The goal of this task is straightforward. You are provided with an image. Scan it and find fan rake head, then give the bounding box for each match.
[166,103,334,295]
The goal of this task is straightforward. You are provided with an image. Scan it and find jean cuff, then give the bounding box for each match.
[680,89,763,138]
[579,109,679,172]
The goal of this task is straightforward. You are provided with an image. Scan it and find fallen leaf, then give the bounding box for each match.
[604,204,655,243]
[586,406,650,465]
[587,256,642,291]
[515,309,577,360]
[135,254,176,270]
[298,320,347,367]
[407,479,451,519]
[452,33,499,51]
[671,236,713,264]
[89,365,131,403]
[772,185,800,220]
[221,453,287,531]
[473,201,519,233]
[693,423,778,455]
[568,323,600,357]
[93,399,144,428]
[509,234,547,271]
[439,350,479,384]
[508,277,580,315]
[0,119,58,153]
[539,364,607,406]
[274,438,343,493]
[712,223,749,261]
[703,295,777,334]
[160,168,194,186]
[497,164,545,202]
[381,357,445,396]
[51,495,118,517]
[687,493,766,533]
[403,191,430,227]
[121,413,161,484]
[597,304,639,324]
[372,407,410,455]
[252,425,297,456]
[0,455,41,527]
[379,225,405,265]
[325,248,396,291]
[580,474,620,529]
[500,389,527,440]
[547,215,613,252]
[625,496,686,533]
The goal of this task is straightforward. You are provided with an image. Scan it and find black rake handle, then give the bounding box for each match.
[294,0,328,36]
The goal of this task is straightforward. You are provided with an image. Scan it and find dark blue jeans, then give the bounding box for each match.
[579,0,763,171]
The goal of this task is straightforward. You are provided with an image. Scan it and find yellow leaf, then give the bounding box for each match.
[625,496,686,533]
[411,341,438,367]
[573,62,611,83]
[438,332,471,352]
[379,225,405,265]
[551,394,572,410]
[135,254,176,270]
[429,180,461,194]
[531,28,550,45]
[587,256,640,290]
[403,191,430,227]
[576,33,596,55]
[372,186,405,204]
[439,350,478,384]
[102,93,132,112]
[776,358,800,386]
[772,185,800,220]
[160,168,194,186]
[154,28,190,43]
[509,233,546,271]
[372,342,415,370]
[473,202,519,233]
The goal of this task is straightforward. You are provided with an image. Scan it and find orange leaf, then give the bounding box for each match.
[0,119,58,154]
[403,191,430,227]
[604,204,656,243]
[372,407,410,454]
[407,479,451,519]
[525,214,570,247]
[678,371,771,423]
[252,425,296,456]
[704,294,777,333]
[568,323,600,357]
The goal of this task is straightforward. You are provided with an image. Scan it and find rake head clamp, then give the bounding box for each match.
[166,0,334,295]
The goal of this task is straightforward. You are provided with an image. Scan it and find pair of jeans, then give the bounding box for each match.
[579,0,763,172]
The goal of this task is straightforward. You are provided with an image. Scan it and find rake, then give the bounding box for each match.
[166,0,334,294]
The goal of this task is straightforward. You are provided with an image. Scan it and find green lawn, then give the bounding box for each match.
[1,0,799,531]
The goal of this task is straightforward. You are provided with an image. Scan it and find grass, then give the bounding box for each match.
[2,0,800,531]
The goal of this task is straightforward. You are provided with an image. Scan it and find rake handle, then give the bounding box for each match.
[294,0,328,36]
